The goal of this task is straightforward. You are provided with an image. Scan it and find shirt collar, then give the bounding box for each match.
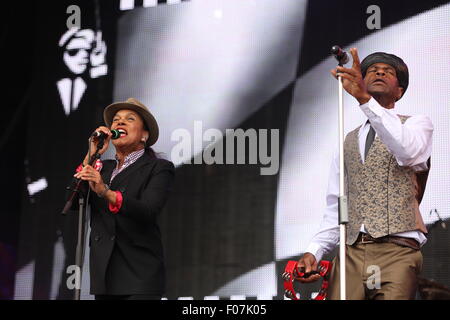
[115,148,145,164]
[361,106,397,129]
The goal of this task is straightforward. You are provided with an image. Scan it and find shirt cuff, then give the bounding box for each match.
[93,159,103,171]
[108,191,123,214]
[305,242,325,262]
[75,159,103,173]
[359,97,385,119]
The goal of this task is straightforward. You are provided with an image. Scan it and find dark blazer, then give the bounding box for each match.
[88,153,174,295]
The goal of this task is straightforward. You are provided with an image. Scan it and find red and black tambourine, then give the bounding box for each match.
[282,260,332,300]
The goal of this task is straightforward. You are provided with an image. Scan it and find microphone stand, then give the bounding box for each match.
[337,71,348,301]
[428,209,447,232]
[62,137,105,300]
[331,46,349,301]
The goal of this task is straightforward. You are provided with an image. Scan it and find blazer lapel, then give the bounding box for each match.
[101,160,115,185]
[110,153,155,189]
[96,160,117,235]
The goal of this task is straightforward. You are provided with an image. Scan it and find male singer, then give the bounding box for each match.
[297,48,433,299]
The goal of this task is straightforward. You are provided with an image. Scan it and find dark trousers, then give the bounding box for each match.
[95,294,162,300]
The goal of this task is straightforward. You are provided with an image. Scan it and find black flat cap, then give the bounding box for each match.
[361,52,409,99]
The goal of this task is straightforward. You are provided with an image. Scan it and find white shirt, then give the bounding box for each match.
[305,97,434,262]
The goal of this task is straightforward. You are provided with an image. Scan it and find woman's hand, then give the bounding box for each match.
[87,126,112,159]
[81,126,112,166]
[74,165,107,196]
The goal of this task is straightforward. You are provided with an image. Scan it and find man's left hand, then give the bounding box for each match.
[330,48,372,105]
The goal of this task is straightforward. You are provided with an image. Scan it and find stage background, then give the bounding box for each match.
[1,0,449,300]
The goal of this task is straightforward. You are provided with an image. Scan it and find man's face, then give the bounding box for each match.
[363,62,404,101]
[63,37,91,74]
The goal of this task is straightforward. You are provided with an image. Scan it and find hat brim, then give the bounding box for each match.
[103,102,159,147]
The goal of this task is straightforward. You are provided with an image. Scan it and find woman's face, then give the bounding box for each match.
[111,109,148,150]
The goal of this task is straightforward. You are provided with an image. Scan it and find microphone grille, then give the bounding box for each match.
[111,129,121,139]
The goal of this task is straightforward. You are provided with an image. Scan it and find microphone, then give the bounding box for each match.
[91,129,121,140]
[331,45,349,65]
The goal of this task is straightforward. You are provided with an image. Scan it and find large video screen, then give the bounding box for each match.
[10,0,450,300]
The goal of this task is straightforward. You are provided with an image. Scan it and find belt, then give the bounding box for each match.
[355,232,420,251]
